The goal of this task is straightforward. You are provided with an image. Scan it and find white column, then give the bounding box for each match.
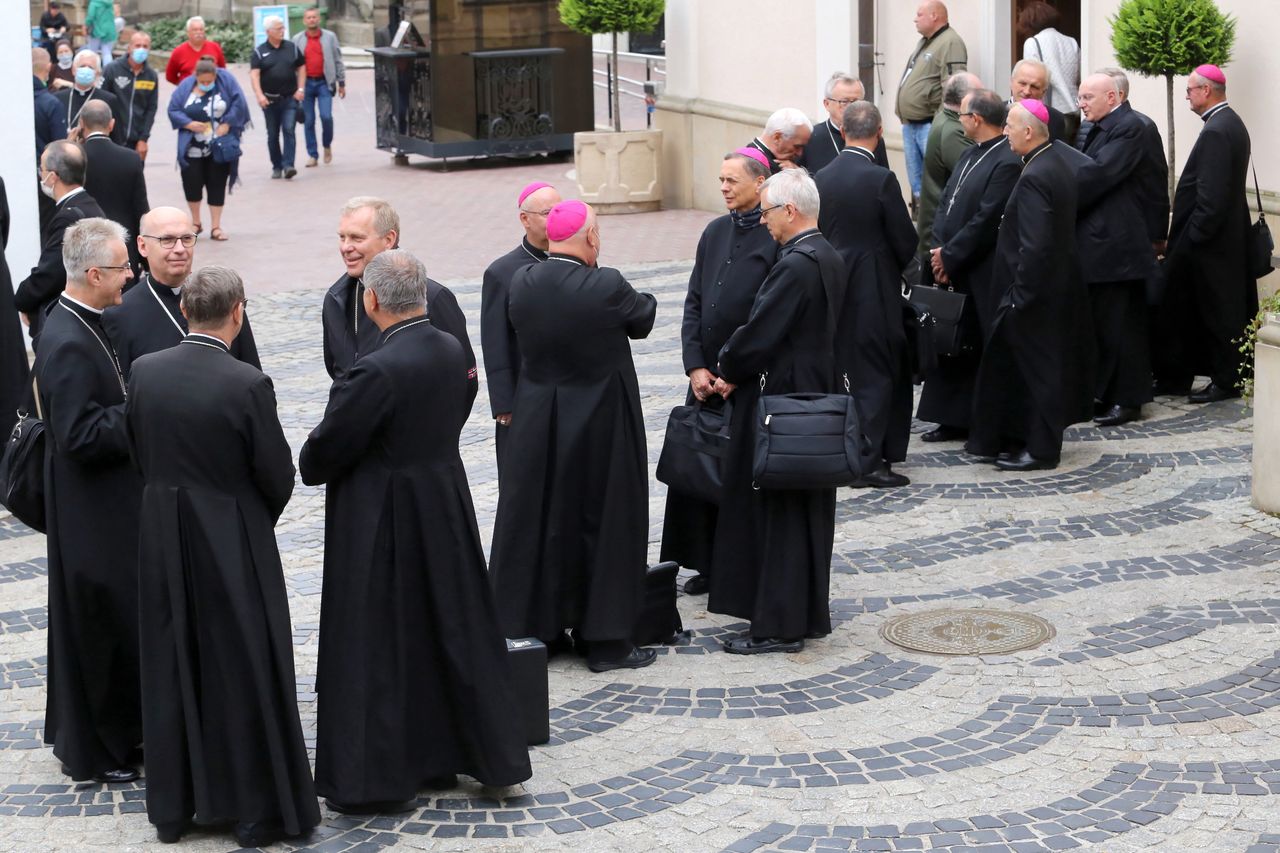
[814,0,857,103]
[4,9,40,292]
[660,0,698,100]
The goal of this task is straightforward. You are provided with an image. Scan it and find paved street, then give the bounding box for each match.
[1,60,1279,853]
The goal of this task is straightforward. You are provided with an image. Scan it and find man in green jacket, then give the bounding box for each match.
[916,72,981,259]
[895,1,968,215]
[85,0,117,66]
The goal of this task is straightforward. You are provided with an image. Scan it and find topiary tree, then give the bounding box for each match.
[1110,0,1235,202]
[560,0,664,132]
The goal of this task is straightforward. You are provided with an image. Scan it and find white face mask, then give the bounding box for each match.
[39,173,55,199]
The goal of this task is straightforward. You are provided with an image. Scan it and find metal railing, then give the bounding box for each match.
[592,48,666,129]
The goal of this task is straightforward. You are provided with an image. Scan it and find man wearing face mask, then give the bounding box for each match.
[52,51,126,145]
[102,31,159,162]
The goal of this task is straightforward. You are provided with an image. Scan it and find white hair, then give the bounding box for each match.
[185,16,205,30]
[824,72,862,100]
[764,108,813,140]
[1012,58,1052,85]
[263,15,285,30]
[63,218,128,285]
[762,169,820,219]
[72,50,101,70]
[1096,66,1131,98]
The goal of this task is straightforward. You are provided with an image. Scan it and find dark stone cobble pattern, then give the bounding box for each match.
[0,557,48,586]
[0,607,48,635]
[0,656,45,691]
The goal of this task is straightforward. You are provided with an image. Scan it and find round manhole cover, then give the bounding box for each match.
[881,608,1055,656]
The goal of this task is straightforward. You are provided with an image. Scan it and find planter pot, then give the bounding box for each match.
[1253,312,1280,514]
[573,129,662,214]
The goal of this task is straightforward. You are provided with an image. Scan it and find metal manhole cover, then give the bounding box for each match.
[881,608,1055,656]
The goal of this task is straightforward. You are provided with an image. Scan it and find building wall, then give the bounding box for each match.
[6,2,41,299]
[658,0,1277,214]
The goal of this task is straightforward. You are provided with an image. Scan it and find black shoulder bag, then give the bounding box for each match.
[655,397,733,505]
[1250,159,1275,279]
[0,379,47,533]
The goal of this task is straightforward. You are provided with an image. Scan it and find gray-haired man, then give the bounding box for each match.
[250,15,305,178]
[294,6,346,166]
[799,72,888,174]
[747,108,813,174]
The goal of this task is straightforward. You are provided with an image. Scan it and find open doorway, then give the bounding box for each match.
[1013,0,1081,61]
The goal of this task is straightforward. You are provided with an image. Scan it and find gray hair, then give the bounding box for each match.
[823,71,862,99]
[262,15,285,31]
[1097,66,1131,98]
[79,100,113,132]
[42,140,85,185]
[764,107,813,140]
[841,100,881,141]
[73,50,101,71]
[942,72,978,108]
[185,15,206,30]
[62,218,128,285]
[364,249,427,314]
[967,89,1008,128]
[1012,57,1051,85]
[342,196,400,238]
[762,169,820,220]
[181,265,245,327]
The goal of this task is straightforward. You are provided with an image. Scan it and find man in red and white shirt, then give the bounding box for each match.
[164,16,226,85]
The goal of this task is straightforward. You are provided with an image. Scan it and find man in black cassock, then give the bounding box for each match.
[104,206,261,379]
[798,72,889,174]
[323,197,477,406]
[126,265,318,848]
[52,51,126,145]
[919,89,1021,441]
[660,148,777,597]
[709,168,844,653]
[968,100,1079,470]
[1075,72,1164,427]
[302,249,532,813]
[0,176,30,437]
[77,101,149,275]
[746,108,813,174]
[33,218,141,784]
[489,201,659,673]
[1160,65,1257,403]
[814,101,917,488]
[15,141,104,347]
[481,181,560,473]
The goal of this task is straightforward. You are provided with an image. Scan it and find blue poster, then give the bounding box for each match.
[252,5,290,47]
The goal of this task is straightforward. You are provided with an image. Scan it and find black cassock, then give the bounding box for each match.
[52,87,126,144]
[917,136,1021,430]
[1161,103,1257,390]
[798,119,890,174]
[321,271,478,408]
[34,297,141,780]
[480,238,546,470]
[300,317,531,800]
[814,147,917,465]
[489,256,656,644]
[969,142,1088,460]
[103,273,261,379]
[709,230,844,639]
[126,335,318,835]
[14,190,104,346]
[746,138,783,174]
[0,177,30,436]
[659,212,777,577]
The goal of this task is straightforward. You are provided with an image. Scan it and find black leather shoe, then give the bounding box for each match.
[422,774,458,790]
[724,636,804,655]
[155,821,190,844]
[682,574,709,595]
[856,464,910,489]
[921,425,967,443]
[233,821,285,849]
[94,767,139,784]
[325,798,417,815]
[587,646,657,673]
[1093,405,1141,427]
[994,450,1058,472]
[1188,382,1240,404]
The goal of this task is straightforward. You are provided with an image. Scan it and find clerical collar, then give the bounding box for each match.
[61,292,103,315]
[841,146,876,162]
[520,238,549,262]
[57,186,85,206]
[730,205,763,231]
[548,253,585,266]
[784,228,821,248]
[183,332,230,352]
[1022,140,1052,165]
[84,132,109,141]
[1202,101,1230,122]
[749,138,778,166]
[380,315,430,344]
[975,134,1004,149]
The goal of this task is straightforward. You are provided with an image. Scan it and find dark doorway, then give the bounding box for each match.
[1013,0,1081,62]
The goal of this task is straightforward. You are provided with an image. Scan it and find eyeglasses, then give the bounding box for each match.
[825,98,857,107]
[1185,85,1208,94]
[759,203,787,217]
[519,207,553,216]
[86,264,131,274]
[141,233,198,249]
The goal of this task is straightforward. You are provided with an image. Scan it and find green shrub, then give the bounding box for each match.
[141,18,255,64]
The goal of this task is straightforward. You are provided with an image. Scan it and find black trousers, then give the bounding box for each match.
[180,156,230,206]
[1090,280,1153,408]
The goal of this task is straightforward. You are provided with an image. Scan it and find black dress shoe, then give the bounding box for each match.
[94,767,139,783]
[994,450,1058,472]
[724,636,804,655]
[587,646,657,673]
[155,821,191,844]
[233,821,286,849]
[682,573,709,595]
[921,425,967,443]
[1188,382,1240,404]
[856,464,910,489]
[1092,404,1141,427]
[325,798,417,815]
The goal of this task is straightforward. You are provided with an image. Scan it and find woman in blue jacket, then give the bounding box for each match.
[168,57,248,241]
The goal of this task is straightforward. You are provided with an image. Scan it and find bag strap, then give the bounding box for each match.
[758,241,850,396]
[1252,156,1266,222]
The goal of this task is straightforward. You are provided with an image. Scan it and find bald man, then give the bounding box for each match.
[969,101,1078,471]
[896,1,968,210]
[481,181,561,471]
[78,100,149,273]
[104,207,261,378]
[489,202,660,673]
[916,71,981,259]
[1075,72,1165,427]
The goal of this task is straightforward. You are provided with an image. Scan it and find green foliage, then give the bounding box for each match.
[141,18,255,64]
[1236,293,1280,402]
[558,0,664,37]
[1110,0,1235,77]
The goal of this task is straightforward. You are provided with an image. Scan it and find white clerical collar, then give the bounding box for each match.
[62,292,103,315]
[841,146,875,161]
[1202,101,1229,122]
[57,186,85,206]
[185,332,230,351]
[84,132,109,140]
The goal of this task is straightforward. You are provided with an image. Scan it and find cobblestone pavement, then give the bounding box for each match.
[0,260,1276,853]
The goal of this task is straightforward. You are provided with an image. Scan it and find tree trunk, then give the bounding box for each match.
[1165,73,1176,205]
[611,32,622,133]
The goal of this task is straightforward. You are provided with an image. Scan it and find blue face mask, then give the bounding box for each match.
[131,48,149,64]
[197,81,215,93]
[74,66,96,87]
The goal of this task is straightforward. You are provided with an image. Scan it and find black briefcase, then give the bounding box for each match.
[633,561,683,646]
[753,384,866,490]
[910,284,968,357]
[504,638,550,745]
[655,399,732,505]
[0,410,46,534]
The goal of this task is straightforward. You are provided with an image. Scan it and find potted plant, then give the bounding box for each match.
[559,0,665,212]
[1110,0,1235,202]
